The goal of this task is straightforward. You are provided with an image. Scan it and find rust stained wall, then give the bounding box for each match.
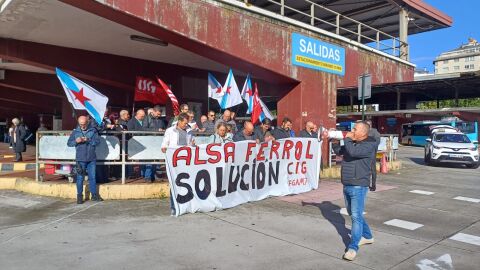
[67,0,414,132]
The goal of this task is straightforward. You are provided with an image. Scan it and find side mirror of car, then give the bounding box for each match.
[473,140,478,145]
[425,138,432,142]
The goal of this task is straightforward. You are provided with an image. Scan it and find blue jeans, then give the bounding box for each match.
[142,165,156,181]
[343,185,372,251]
[76,161,97,196]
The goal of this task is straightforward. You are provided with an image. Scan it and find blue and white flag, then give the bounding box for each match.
[241,74,254,114]
[220,69,243,109]
[55,68,109,125]
[208,73,224,106]
[258,98,274,122]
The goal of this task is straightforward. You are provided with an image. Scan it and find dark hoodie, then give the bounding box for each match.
[332,137,377,187]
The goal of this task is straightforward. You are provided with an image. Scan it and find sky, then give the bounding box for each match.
[408,0,480,72]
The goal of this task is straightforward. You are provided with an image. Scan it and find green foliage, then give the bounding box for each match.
[418,98,480,109]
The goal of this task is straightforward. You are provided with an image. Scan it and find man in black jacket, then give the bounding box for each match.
[254,118,272,143]
[149,105,167,132]
[11,118,26,162]
[298,121,318,139]
[331,121,377,261]
[271,117,293,140]
[233,121,255,142]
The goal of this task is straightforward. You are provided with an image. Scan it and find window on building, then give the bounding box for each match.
[465,56,475,62]
[465,64,474,69]
[454,66,460,70]
[443,60,449,64]
[465,65,470,69]
[443,67,449,71]
[454,58,459,62]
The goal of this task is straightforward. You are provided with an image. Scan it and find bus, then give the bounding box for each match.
[401,120,479,146]
[336,121,355,132]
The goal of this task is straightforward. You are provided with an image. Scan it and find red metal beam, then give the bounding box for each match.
[59,0,298,85]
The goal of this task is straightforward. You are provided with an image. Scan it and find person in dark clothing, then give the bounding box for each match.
[149,105,167,132]
[233,121,255,142]
[298,121,318,139]
[127,109,157,182]
[365,120,381,193]
[67,116,103,204]
[116,110,130,131]
[11,118,26,162]
[331,121,377,261]
[254,118,272,143]
[202,110,216,133]
[271,117,293,140]
[127,109,147,131]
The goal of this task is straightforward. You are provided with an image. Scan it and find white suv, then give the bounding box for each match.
[424,126,479,169]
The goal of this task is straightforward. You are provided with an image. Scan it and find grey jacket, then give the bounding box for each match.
[332,137,377,187]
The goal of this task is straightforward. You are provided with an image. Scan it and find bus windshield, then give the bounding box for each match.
[434,133,471,143]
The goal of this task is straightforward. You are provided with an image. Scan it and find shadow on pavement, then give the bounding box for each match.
[409,157,425,165]
[302,201,350,250]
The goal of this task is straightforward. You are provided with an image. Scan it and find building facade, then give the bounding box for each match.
[434,38,480,74]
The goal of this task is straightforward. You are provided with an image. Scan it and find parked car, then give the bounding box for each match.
[424,126,479,168]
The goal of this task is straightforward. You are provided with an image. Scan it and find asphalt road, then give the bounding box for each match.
[0,146,479,270]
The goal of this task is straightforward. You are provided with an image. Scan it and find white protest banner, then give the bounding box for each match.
[165,138,321,216]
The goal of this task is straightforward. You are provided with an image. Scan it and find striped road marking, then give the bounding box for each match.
[384,219,424,230]
[333,208,366,216]
[453,196,480,203]
[410,190,435,195]
[449,233,480,246]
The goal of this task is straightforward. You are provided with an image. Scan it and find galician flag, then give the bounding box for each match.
[241,74,254,114]
[55,68,108,125]
[251,83,274,124]
[258,98,274,122]
[220,69,243,109]
[208,73,224,106]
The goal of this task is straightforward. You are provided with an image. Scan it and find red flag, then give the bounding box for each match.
[134,76,168,105]
[251,83,263,125]
[156,77,180,115]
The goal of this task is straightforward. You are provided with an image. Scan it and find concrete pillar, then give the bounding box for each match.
[349,93,354,112]
[454,88,459,107]
[396,89,401,110]
[399,8,409,61]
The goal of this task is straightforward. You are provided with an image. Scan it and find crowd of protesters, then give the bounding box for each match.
[62,103,331,201]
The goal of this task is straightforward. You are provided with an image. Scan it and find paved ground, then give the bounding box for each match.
[0,146,479,270]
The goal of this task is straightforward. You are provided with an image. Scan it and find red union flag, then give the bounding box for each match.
[134,76,168,105]
[156,77,180,116]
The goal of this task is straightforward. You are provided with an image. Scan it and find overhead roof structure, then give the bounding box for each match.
[247,0,452,42]
[337,71,480,106]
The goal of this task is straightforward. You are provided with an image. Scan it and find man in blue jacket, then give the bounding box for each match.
[331,121,377,261]
[68,116,103,204]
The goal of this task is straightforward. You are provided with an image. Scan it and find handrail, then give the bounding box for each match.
[240,0,407,59]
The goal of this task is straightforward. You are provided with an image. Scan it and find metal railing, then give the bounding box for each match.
[240,0,408,59]
[35,130,213,184]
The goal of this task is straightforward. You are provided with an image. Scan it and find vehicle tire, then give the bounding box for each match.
[466,163,480,169]
[424,152,432,166]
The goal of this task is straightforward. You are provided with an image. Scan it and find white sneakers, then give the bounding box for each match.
[359,237,374,246]
[343,249,357,261]
[343,237,374,261]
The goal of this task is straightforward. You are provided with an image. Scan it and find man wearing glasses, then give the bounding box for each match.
[203,111,216,133]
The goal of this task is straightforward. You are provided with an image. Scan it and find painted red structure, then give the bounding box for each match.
[0,0,451,161]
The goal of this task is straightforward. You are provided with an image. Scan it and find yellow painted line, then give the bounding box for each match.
[3,155,15,158]
[295,55,343,72]
[13,163,26,171]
